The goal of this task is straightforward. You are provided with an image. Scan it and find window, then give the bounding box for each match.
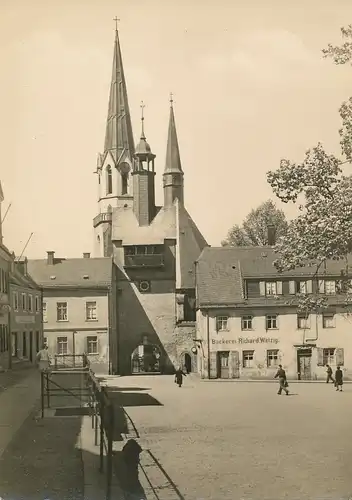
[106,165,112,195]
[266,282,277,295]
[323,313,335,328]
[325,281,336,295]
[86,301,97,321]
[241,315,253,330]
[299,281,307,294]
[0,269,8,293]
[125,245,163,255]
[42,302,47,322]
[21,293,26,311]
[297,314,310,329]
[323,348,335,365]
[266,315,278,330]
[57,336,68,355]
[216,316,229,332]
[267,349,279,367]
[121,172,128,195]
[13,291,19,311]
[57,302,68,322]
[243,350,254,368]
[28,294,33,312]
[87,336,98,354]
[35,296,40,312]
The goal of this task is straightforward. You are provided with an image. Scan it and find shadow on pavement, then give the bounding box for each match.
[0,409,84,500]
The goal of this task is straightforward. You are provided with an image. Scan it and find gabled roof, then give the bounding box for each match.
[111,199,208,289]
[27,257,113,289]
[196,246,352,307]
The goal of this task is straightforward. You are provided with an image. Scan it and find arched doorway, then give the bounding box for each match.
[131,343,162,374]
[181,352,193,373]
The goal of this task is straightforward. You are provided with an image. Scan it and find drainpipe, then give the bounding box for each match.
[206,309,210,379]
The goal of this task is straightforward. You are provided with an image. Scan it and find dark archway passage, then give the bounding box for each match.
[184,353,192,373]
[131,344,161,374]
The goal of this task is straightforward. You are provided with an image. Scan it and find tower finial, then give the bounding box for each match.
[113,16,120,32]
[169,92,174,107]
[140,100,146,139]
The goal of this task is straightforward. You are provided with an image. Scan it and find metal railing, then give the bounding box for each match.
[53,353,89,369]
[40,357,115,500]
[93,212,112,227]
[124,253,164,268]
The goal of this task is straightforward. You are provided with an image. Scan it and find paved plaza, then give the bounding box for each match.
[108,375,352,500]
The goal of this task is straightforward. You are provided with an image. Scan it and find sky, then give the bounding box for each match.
[1,0,352,259]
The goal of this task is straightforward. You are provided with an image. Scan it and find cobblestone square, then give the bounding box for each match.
[114,376,352,500]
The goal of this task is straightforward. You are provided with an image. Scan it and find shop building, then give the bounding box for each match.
[196,246,352,381]
[9,258,43,366]
[28,252,116,374]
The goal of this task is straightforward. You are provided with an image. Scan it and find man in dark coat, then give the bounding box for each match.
[326,364,335,384]
[175,366,186,387]
[335,366,343,392]
[274,364,289,395]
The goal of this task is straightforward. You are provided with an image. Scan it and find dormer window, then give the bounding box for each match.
[106,165,113,195]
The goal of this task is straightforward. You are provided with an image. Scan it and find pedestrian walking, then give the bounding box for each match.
[335,366,343,392]
[36,344,51,372]
[274,364,289,395]
[326,364,335,384]
[174,366,186,388]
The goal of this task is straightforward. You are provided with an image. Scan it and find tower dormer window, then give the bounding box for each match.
[121,172,128,195]
[106,165,112,195]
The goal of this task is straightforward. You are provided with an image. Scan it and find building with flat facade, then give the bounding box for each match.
[9,258,43,367]
[0,181,12,371]
[196,246,352,381]
[92,29,207,375]
[28,252,116,374]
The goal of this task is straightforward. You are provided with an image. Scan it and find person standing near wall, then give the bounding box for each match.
[36,344,51,372]
[326,364,335,384]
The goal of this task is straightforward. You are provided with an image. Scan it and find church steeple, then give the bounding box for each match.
[163,94,184,207]
[104,24,135,161]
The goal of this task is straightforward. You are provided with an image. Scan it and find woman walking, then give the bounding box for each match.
[174,366,187,388]
[335,366,343,392]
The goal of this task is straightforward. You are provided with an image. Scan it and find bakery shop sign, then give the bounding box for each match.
[212,337,279,345]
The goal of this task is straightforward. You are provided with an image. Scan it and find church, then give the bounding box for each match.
[92,28,208,375]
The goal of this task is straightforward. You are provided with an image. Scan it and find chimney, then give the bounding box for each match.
[83,253,90,259]
[267,225,276,246]
[47,251,55,265]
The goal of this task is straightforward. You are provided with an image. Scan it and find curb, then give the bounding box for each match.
[200,379,352,384]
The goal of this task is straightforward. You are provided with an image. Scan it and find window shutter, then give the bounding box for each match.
[288,281,296,294]
[335,348,344,367]
[306,280,313,294]
[96,336,99,355]
[318,280,325,294]
[259,281,266,296]
[316,347,324,366]
[276,281,283,295]
[209,352,218,379]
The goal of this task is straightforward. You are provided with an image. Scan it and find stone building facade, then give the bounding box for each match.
[92,29,207,375]
[28,252,116,374]
[196,246,352,381]
[9,258,43,366]
[0,181,12,371]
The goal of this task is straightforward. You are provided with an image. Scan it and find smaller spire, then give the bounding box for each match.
[140,100,146,140]
[164,94,183,174]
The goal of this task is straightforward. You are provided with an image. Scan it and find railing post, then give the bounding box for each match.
[99,394,104,473]
[41,370,44,418]
[106,403,113,500]
[46,371,50,408]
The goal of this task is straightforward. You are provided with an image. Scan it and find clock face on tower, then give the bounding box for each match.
[118,162,130,175]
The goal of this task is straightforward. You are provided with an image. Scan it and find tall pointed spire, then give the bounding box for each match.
[164,93,183,174]
[104,23,135,161]
[163,94,184,207]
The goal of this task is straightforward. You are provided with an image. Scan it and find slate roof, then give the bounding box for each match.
[27,257,113,288]
[10,268,40,290]
[111,199,208,289]
[196,246,352,307]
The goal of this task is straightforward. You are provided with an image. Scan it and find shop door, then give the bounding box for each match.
[297,349,312,380]
[217,351,230,379]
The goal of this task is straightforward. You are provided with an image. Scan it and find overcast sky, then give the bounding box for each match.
[1,0,352,258]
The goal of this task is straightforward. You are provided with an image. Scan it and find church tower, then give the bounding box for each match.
[93,26,135,257]
[163,96,184,207]
[132,103,156,226]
